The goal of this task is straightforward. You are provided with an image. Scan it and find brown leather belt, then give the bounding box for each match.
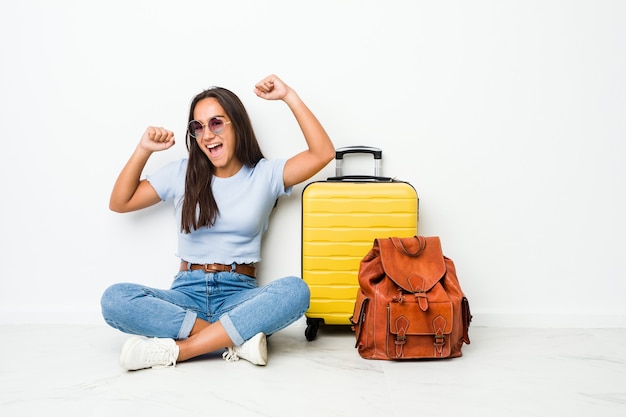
[180,261,256,278]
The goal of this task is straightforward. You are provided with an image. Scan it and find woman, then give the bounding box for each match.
[101,74,335,371]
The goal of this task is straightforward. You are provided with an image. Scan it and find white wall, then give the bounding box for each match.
[1,0,624,327]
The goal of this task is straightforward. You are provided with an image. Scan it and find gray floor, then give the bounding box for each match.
[1,320,625,417]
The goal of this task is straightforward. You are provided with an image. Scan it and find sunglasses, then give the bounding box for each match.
[188,117,231,138]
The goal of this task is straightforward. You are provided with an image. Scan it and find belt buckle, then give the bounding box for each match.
[202,263,221,273]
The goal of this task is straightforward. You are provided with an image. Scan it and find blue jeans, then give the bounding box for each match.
[100,270,310,346]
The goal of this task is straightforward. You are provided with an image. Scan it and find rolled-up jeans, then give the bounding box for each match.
[100,269,310,346]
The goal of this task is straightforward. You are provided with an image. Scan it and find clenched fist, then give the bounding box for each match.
[140,126,175,152]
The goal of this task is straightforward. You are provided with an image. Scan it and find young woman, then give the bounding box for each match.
[101,74,334,371]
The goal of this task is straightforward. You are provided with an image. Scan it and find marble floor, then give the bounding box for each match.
[1,320,625,417]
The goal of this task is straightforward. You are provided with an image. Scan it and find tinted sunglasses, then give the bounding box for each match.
[188,117,231,138]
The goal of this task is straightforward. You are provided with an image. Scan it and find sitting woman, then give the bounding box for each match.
[101,74,334,370]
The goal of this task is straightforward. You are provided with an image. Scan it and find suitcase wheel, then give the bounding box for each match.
[305,318,323,341]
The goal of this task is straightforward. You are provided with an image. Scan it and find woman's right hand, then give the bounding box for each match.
[139,126,176,152]
[109,126,174,213]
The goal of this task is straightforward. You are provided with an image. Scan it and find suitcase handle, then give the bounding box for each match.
[335,146,382,159]
[335,146,382,177]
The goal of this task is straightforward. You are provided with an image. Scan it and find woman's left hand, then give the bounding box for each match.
[254,74,335,188]
[254,74,292,101]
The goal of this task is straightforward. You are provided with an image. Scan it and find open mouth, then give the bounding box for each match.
[207,142,223,158]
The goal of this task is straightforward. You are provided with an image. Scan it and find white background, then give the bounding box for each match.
[1,0,624,327]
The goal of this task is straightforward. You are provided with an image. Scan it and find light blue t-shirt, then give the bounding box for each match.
[146,158,291,264]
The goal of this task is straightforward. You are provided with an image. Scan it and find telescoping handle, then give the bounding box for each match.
[334,146,383,178]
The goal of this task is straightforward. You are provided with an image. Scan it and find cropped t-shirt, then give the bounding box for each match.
[146,158,291,264]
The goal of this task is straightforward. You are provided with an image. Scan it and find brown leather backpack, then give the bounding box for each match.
[351,236,472,360]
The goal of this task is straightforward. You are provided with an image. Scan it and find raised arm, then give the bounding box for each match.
[254,75,335,188]
[109,126,175,213]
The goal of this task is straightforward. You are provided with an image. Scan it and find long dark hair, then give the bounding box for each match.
[181,87,264,233]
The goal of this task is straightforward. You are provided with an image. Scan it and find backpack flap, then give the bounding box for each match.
[378,236,446,297]
[388,301,453,336]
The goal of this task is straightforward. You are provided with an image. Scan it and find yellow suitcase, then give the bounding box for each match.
[301,146,418,340]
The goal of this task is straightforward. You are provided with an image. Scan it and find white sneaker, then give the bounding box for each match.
[222,332,267,366]
[119,336,179,371]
